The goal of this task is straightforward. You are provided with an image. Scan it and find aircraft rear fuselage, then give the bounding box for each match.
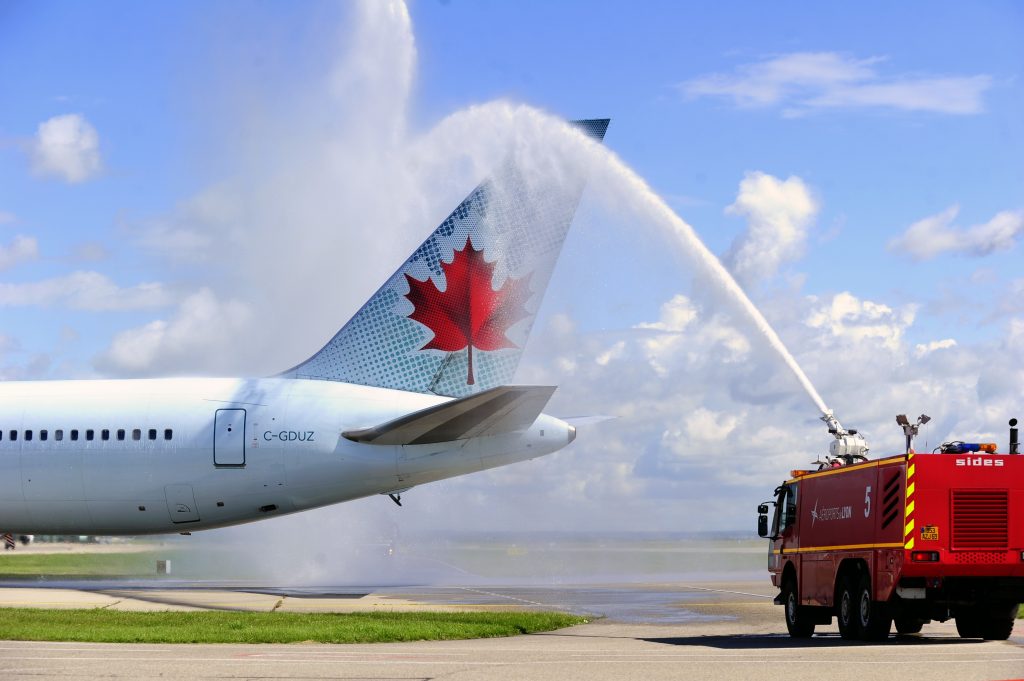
[0,378,571,534]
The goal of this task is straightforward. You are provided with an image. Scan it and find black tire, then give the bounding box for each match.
[856,573,891,641]
[837,574,860,640]
[782,575,815,638]
[955,607,983,639]
[981,603,1018,641]
[894,617,924,635]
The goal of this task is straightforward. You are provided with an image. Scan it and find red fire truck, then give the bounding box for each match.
[757,414,1024,641]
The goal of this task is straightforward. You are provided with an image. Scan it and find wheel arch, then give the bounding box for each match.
[834,558,869,606]
[781,561,798,587]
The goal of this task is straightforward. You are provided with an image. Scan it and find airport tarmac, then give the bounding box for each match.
[1,580,1022,680]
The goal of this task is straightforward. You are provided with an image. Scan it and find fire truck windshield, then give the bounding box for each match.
[772,483,798,536]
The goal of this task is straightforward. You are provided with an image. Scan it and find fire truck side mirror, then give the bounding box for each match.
[757,513,769,538]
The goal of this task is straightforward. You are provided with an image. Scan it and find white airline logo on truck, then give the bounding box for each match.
[810,498,853,526]
[955,457,1004,467]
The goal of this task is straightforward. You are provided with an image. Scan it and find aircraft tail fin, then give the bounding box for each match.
[282,118,610,397]
[342,385,556,445]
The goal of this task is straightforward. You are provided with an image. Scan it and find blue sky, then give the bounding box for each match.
[1,1,1023,533]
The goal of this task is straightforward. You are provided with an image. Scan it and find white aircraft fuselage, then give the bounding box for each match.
[0,378,572,535]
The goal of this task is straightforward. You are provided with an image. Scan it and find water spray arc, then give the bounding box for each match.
[584,139,831,418]
[432,110,854,451]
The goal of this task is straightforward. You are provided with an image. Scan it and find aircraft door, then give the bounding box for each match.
[214,408,246,466]
[165,484,200,523]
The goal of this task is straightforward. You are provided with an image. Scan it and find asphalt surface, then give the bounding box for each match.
[1,581,1022,680]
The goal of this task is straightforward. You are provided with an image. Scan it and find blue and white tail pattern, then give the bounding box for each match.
[282,119,610,397]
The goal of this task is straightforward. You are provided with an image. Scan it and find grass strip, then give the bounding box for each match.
[0,552,164,578]
[0,608,587,644]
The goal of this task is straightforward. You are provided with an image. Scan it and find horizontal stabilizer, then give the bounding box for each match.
[560,415,617,428]
[343,385,556,446]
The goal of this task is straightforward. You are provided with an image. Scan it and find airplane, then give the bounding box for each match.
[0,118,610,536]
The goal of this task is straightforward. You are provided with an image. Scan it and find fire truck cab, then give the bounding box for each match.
[758,417,1024,641]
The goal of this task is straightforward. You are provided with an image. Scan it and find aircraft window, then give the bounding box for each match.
[25,430,33,442]
[86,429,94,441]
[9,430,16,442]
[101,429,110,441]
[164,429,173,441]
[55,430,63,442]
[132,429,141,441]
[40,430,48,442]
[117,429,125,441]
[0,430,3,441]
[148,429,157,441]
[71,430,78,441]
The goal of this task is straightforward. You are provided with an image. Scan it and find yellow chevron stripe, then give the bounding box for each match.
[904,456,915,548]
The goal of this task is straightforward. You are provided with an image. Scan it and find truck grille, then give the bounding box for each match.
[951,551,1006,564]
[951,489,1009,549]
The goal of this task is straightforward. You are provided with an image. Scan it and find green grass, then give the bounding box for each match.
[0,551,165,578]
[0,608,587,644]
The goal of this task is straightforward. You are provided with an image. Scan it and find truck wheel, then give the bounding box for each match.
[955,608,983,639]
[837,575,860,640]
[782,576,815,638]
[894,617,924,634]
[856,573,891,641]
[981,603,1018,641]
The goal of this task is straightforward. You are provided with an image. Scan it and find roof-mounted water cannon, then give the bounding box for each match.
[820,409,869,465]
[896,413,930,454]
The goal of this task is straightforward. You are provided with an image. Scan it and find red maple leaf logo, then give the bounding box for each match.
[404,237,532,385]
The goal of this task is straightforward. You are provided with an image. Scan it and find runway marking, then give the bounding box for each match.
[674,584,774,599]
[444,586,573,612]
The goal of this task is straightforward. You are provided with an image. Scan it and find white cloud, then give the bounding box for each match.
[0,235,39,270]
[0,212,16,225]
[135,185,242,263]
[914,338,957,358]
[636,293,698,332]
[595,341,625,367]
[681,52,992,116]
[30,113,102,183]
[95,289,252,376]
[683,407,740,443]
[724,171,817,286]
[888,205,1024,260]
[633,294,751,376]
[804,76,993,115]
[0,271,170,310]
[806,291,915,351]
